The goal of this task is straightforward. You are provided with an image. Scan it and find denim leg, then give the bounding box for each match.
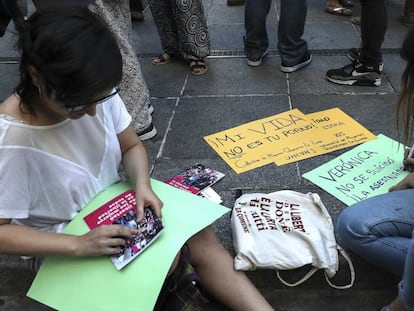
[359,0,387,66]
[244,0,271,60]
[399,230,414,310]
[337,189,414,277]
[277,0,308,65]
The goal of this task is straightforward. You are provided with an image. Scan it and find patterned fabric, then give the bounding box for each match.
[154,245,210,311]
[0,255,42,273]
[149,0,210,61]
[90,0,151,132]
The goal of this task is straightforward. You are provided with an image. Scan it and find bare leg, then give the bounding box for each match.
[187,227,274,311]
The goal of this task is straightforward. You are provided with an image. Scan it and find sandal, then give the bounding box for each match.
[325,6,352,16]
[152,52,174,65]
[189,60,208,76]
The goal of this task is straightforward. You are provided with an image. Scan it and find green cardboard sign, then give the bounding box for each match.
[27,179,228,311]
[302,134,409,206]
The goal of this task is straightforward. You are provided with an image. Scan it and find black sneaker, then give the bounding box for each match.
[347,48,360,61]
[246,48,269,67]
[137,123,157,140]
[280,52,312,73]
[339,0,354,7]
[326,60,383,86]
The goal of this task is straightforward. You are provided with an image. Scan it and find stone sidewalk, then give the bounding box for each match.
[0,0,410,310]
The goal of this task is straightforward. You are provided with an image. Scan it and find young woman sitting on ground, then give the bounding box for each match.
[337,28,414,311]
[0,6,273,311]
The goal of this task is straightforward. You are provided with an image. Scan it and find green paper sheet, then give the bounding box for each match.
[302,134,409,206]
[27,179,229,311]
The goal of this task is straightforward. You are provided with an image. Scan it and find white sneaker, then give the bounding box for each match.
[137,123,157,140]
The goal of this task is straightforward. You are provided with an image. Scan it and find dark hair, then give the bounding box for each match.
[15,6,123,115]
[396,28,414,145]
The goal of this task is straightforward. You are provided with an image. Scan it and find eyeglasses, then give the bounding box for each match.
[63,87,120,113]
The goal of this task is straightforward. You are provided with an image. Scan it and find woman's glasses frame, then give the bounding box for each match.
[63,87,120,113]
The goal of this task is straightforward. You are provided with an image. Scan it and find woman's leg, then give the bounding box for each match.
[91,0,153,134]
[171,0,210,61]
[187,226,274,311]
[148,0,179,55]
[337,189,414,277]
[359,0,387,66]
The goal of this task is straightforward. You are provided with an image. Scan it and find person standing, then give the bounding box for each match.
[243,0,312,73]
[325,0,387,86]
[149,0,210,76]
[90,0,156,139]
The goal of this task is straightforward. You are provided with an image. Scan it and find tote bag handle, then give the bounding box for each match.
[276,246,355,289]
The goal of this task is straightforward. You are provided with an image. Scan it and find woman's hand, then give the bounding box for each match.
[74,225,138,256]
[135,183,163,221]
[389,172,414,192]
[403,147,414,172]
[117,125,163,221]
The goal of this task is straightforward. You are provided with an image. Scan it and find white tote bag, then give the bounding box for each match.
[231,190,354,288]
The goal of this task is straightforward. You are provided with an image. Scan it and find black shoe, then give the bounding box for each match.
[137,123,157,140]
[339,0,354,7]
[246,48,269,67]
[227,0,244,6]
[280,52,312,73]
[326,60,383,86]
[347,48,360,61]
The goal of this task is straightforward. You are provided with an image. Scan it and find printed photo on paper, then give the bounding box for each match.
[165,163,225,195]
[83,190,164,270]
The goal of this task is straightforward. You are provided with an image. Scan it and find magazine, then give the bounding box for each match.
[165,163,225,195]
[83,190,164,270]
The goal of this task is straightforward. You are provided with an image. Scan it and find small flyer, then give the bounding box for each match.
[165,163,225,195]
[83,190,164,270]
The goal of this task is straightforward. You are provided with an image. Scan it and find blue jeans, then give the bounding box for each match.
[337,189,414,310]
[244,0,308,65]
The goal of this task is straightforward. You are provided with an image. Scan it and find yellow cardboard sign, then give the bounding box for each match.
[204,109,317,173]
[273,108,376,165]
[204,108,376,173]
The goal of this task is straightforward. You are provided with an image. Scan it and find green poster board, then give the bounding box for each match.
[27,179,228,311]
[303,134,409,206]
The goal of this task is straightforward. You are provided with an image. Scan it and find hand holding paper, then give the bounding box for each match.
[403,144,414,172]
[389,172,414,192]
[75,224,138,256]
